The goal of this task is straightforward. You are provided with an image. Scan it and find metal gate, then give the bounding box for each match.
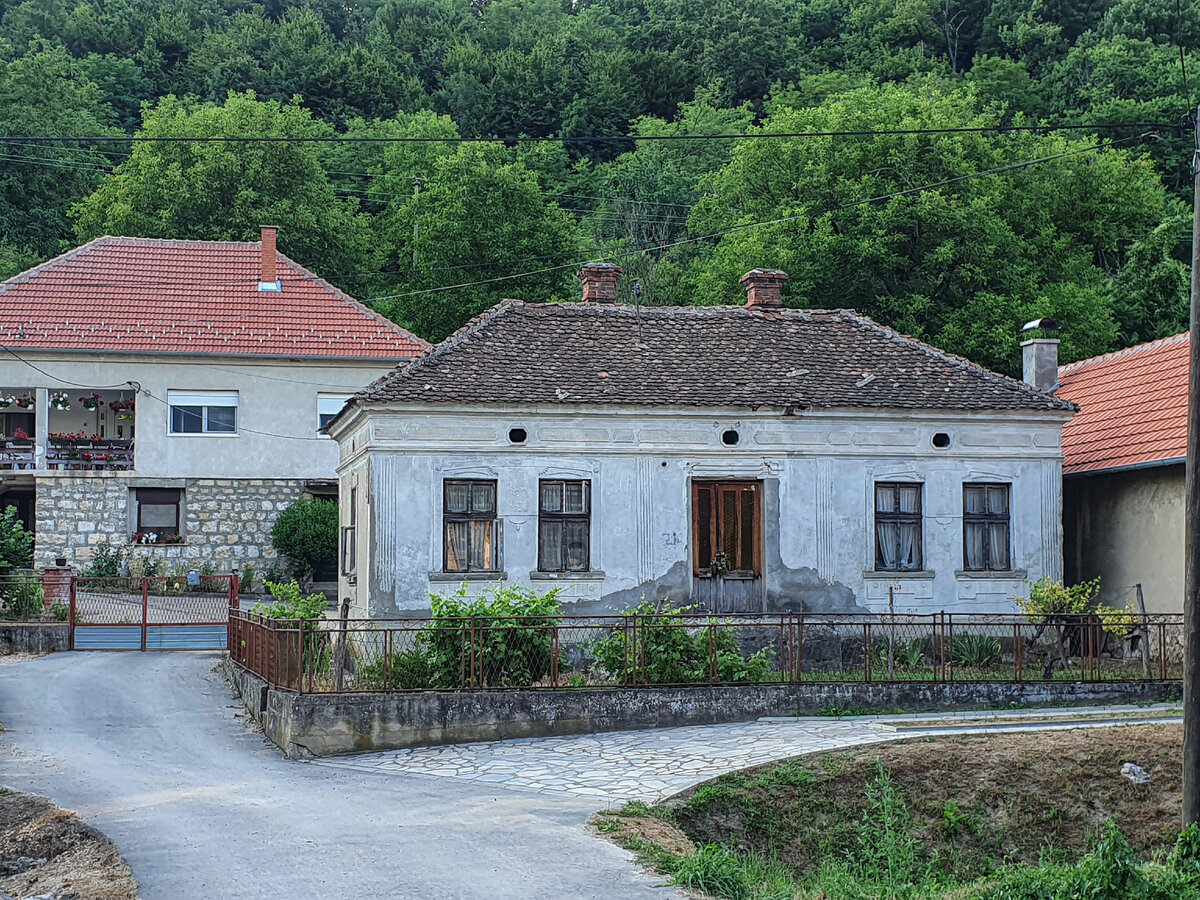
[70,575,236,651]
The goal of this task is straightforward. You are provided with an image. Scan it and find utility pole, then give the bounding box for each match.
[1184,105,1200,826]
[411,176,422,270]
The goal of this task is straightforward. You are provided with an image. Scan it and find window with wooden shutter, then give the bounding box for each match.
[443,479,499,573]
[692,481,761,575]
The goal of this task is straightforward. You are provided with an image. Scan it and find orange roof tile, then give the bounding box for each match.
[1057,333,1189,476]
[0,236,427,359]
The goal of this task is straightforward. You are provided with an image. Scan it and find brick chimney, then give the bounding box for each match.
[259,226,280,291]
[578,263,622,303]
[1020,317,1059,392]
[740,269,788,309]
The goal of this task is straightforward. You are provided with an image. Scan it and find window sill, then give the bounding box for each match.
[954,569,1028,580]
[428,571,507,583]
[529,570,606,582]
[862,569,935,580]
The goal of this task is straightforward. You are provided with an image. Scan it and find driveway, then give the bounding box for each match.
[0,653,676,900]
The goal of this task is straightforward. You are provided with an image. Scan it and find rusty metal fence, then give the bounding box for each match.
[228,610,1185,694]
[0,574,47,621]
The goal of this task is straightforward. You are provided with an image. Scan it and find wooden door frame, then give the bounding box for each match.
[690,479,763,577]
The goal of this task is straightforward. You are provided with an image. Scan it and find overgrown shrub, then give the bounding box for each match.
[590,601,774,685]
[49,601,69,622]
[422,584,564,688]
[84,540,126,577]
[0,505,33,575]
[952,633,1002,668]
[270,499,338,578]
[239,563,256,595]
[250,579,328,621]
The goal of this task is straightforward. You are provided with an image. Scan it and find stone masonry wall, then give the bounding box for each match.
[34,476,309,573]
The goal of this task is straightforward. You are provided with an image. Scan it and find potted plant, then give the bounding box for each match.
[79,393,102,411]
[0,395,14,409]
[49,392,71,410]
[14,394,33,410]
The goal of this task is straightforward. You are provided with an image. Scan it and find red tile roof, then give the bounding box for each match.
[0,236,427,359]
[1057,333,1188,476]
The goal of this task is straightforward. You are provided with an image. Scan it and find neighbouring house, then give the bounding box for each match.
[0,228,426,572]
[327,265,1075,618]
[1058,333,1186,614]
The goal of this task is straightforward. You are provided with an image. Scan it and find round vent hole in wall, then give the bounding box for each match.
[931,432,951,449]
[722,429,740,446]
[508,427,528,444]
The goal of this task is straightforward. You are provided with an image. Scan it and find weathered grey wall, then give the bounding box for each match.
[336,406,1067,618]
[34,476,308,570]
[0,623,69,653]
[227,669,1179,758]
[1064,464,1184,614]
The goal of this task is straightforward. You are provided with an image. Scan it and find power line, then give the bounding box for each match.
[0,122,1183,146]
[362,132,1153,303]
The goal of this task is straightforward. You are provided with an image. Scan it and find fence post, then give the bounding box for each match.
[141,577,149,651]
[333,597,350,692]
[887,586,895,681]
[68,575,76,650]
[864,622,872,683]
[1135,584,1151,679]
[797,614,804,682]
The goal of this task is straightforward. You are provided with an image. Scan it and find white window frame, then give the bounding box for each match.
[167,391,239,436]
[318,394,353,433]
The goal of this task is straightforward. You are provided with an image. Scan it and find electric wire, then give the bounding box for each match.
[0,121,1183,145]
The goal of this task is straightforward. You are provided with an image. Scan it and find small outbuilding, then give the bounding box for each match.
[327,266,1075,618]
[1059,333,1187,614]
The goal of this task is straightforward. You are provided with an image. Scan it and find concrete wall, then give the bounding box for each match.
[33,476,309,570]
[1064,464,1184,614]
[0,351,396,478]
[225,665,1178,758]
[335,405,1068,618]
[0,623,69,653]
[0,350,405,569]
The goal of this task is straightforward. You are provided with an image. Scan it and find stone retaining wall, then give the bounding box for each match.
[223,659,1181,758]
[35,476,309,571]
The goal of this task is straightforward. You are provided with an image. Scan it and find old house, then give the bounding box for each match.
[1059,333,1186,614]
[328,266,1074,618]
[0,228,425,570]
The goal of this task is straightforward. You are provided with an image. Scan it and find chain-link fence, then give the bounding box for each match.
[228,610,1185,694]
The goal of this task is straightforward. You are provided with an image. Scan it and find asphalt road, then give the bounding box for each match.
[0,652,674,900]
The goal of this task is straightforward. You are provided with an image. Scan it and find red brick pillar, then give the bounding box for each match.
[42,567,72,615]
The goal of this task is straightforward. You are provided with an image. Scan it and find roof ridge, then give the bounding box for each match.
[0,236,113,298]
[277,256,429,351]
[1059,332,1189,375]
[832,309,1077,411]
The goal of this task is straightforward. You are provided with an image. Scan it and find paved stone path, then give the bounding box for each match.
[312,720,906,801]
[311,706,1183,803]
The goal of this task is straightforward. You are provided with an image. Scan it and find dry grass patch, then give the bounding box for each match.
[0,787,138,900]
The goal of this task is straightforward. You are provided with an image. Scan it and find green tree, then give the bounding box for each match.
[72,91,373,279]
[374,142,582,341]
[270,498,339,579]
[0,44,120,257]
[683,81,1173,373]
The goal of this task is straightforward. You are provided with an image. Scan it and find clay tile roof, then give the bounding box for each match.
[1057,332,1189,476]
[353,301,1073,413]
[0,236,427,359]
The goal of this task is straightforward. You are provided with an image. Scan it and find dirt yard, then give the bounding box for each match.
[601,724,1184,885]
[0,787,138,900]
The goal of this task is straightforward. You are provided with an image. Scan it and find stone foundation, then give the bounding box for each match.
[34,475,312,572]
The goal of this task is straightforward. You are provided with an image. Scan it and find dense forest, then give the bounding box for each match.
[0,0,1195,372]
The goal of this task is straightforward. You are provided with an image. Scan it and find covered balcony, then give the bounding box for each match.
[1,387,136,472]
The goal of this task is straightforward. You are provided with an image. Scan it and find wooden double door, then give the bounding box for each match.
[691,480,763,613]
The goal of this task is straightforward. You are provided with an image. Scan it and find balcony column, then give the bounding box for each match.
[34,387,48,470]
